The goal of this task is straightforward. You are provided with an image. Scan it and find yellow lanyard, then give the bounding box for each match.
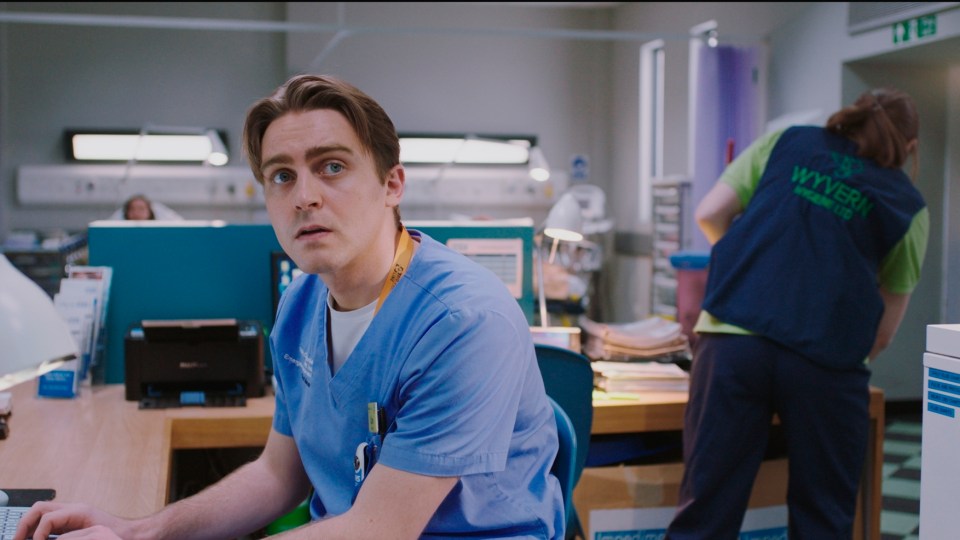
[375,226,415,313]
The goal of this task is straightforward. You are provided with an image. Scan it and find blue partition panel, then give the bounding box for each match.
[88,222,283,384]
[88,219,533,385]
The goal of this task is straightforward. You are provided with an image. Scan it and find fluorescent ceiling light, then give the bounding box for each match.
[69,130,229,166]
[400,136,532,165]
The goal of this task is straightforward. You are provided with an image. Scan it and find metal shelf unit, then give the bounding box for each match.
[650,179,692,319]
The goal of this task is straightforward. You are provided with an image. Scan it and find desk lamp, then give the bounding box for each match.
[535,192,584,328]
[0,254,77,390]
[0,254,78,446]
[0,254,76,503]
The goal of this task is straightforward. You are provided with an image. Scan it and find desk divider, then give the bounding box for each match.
[88,219,533,386]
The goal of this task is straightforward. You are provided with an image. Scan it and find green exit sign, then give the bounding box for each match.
[893,13,938,45]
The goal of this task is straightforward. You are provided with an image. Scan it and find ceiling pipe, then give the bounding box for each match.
[0,10,764,45]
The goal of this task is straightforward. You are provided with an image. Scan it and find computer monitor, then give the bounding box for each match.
[270,251,302,317]
[444,237,523,299]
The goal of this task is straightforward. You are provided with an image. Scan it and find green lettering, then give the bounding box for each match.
[791,166,819,185]
[822,176,842,196]
[852,187,862,207]
[833,182,851,203]
[834,184,875,219]
[812,172,831,190]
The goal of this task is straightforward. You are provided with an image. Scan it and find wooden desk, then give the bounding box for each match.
[0,383,883,539]
[0,383,273,518]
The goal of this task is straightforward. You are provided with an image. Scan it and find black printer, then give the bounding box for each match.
[125,319,265,409]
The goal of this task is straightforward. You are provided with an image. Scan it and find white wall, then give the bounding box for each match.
[0,2,288,235]
[0,1,619,231]
[285,2,615,224]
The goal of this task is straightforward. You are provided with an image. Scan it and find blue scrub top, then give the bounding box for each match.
[271,230,564,539]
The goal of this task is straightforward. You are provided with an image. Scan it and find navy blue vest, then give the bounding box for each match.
[702,126,926,370]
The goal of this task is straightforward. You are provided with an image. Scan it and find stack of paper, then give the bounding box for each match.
[39,265,112,397]
[579,315,690,362]
[592,360,689,393]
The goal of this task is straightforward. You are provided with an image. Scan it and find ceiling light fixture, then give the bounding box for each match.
[67,127,229,166]
[399,134,534,165]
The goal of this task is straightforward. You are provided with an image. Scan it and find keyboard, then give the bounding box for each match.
[0,506,29,540]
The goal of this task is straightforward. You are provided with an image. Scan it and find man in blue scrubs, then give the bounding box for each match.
[16,75,564,540]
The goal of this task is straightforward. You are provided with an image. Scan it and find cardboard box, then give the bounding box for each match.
[573,459,788,539]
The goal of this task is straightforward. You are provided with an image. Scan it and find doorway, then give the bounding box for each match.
[843,38,960,400]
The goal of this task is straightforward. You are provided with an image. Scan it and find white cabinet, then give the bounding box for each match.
[920,324,960,539]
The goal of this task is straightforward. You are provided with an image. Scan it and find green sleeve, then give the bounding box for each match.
[879,207,929,293]
[719,128,785,208]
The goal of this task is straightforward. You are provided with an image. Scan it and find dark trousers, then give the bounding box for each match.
[665,333,870,540]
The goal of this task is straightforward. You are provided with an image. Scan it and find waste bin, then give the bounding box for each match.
[669,251,710,347]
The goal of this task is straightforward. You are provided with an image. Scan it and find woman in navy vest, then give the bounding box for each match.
[666,88,928,539]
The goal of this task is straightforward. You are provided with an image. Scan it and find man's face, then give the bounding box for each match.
[259,109,402,277]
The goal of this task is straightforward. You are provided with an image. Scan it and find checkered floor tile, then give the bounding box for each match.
[881,415,922,540]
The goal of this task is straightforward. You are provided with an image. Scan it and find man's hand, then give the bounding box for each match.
[14,502,132,540]
[42,525,124,540]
